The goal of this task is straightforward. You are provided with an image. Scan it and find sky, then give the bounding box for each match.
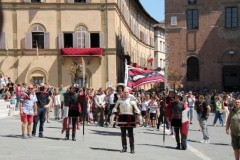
[139,0,165,21]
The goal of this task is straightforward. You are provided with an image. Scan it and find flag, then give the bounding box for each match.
[6,44,9,56]
[82,57,85,88]
[36,41,38,59]
[147,54,154,63]
[126,65,164,89]
[124,58,128,86]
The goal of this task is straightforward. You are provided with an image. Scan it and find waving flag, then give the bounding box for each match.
[147,54,154,63]
[126,65,164,89]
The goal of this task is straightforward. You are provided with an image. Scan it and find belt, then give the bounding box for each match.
[172,114,181,119]
[69,104,77,107]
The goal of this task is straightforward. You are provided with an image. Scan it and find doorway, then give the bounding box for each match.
[222,65,240,92]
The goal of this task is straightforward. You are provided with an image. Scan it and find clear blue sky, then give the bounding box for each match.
[139,0,165,21]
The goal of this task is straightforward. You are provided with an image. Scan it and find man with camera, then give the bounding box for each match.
[32,83,52,138]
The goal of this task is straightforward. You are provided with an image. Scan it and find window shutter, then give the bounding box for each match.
[23,0,31,2]
[100,32,105,48]
[86,0,91,2]
[58,33,64,49]
[85,32,90,48]
[44,32,50,49]
[68,0,74,3]
[25,32,32,49]
[0,32,6,49]
[171,16,177,26]
[73,32,78,48]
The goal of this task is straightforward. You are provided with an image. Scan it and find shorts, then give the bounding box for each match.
[197,113,202,121]
[231,134,240,150]
[150,113,156,120]
[141,111,147,117]
[47,107,50,113]
[21,113,34,123]
[189,107,194,117]
[104,107,109,115]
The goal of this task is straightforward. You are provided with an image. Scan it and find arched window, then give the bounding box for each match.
[73,26,87,48]
[25,24,50,49]
[187,56,199,81]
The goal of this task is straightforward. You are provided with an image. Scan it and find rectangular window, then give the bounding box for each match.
[187,9,198,30]
[32,32,44,49]
[171,16,177,26]
[64,33,73,48]
[31,0,42,2]
[226,7,238,28]
[188,0,196,4]
[33,77,43,85]
[74,0,86,2]
[90,33,100,48]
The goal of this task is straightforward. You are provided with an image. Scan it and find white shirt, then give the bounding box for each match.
[0,77,6,88]
[94,94,106,108]
[149,100,158,113]
[21,93,37,115]
[141,101,149,111]
[187,96,195,107]
[54,95,61,105]
[109,92,115,105]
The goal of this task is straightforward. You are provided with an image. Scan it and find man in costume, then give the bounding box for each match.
[169,94,188,150]
[110,88,141,154]
[62,84,81,141]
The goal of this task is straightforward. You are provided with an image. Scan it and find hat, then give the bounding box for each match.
[115,83,125,89]
[70,83,78,88]
[175,93,183,101]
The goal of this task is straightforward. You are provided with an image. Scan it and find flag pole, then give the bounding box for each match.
[82,57,86,142]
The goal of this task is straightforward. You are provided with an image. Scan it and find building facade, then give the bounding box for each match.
[166,0,240,92]
[153,20,166,90]
[0,0,157,89]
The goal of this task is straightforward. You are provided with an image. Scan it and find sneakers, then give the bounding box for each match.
[27,134,33,138]
[199,139,210,143]
[39,134,45,138]
[47,120,51,123]
[155,128,160,131]
[212,123,216,126]
[22,134,28,139]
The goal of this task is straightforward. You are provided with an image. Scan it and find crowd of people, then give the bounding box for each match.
[1,75,240,156]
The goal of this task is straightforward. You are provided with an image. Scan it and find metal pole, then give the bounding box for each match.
[105,0,109,82]
[163,97,165,148]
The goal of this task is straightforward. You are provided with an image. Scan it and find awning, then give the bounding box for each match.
[61,48,102,57]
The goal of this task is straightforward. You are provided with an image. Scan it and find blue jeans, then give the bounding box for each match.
[213,110,223,125]
[32,107,47,135]
[15,95,21,108]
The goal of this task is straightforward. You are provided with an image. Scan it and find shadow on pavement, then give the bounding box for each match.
[142,132,164,135]
[137,144,176,150]
[44,136,61,141]
[88,130,121,136]
[189,129,200,132]
[0,134,21,138]
[90,147,120,152]
[46,126,62,129]
[210,142,231,146]
[188,139,199,143]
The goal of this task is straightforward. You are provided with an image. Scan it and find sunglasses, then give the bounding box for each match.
[28,88,33,90]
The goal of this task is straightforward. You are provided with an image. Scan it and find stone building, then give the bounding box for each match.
[154,20,166,90]
[0,0,158,89]
[165,0,240,92]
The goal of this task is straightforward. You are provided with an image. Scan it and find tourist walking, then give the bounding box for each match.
[226,99,240,160]
[19,85,37,139]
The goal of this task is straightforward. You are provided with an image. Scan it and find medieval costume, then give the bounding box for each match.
[111,90,141,154]
[62,84,81,141]
[169,94,188,150]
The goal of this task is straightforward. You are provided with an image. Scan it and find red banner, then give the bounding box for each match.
[127,66,164,89]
